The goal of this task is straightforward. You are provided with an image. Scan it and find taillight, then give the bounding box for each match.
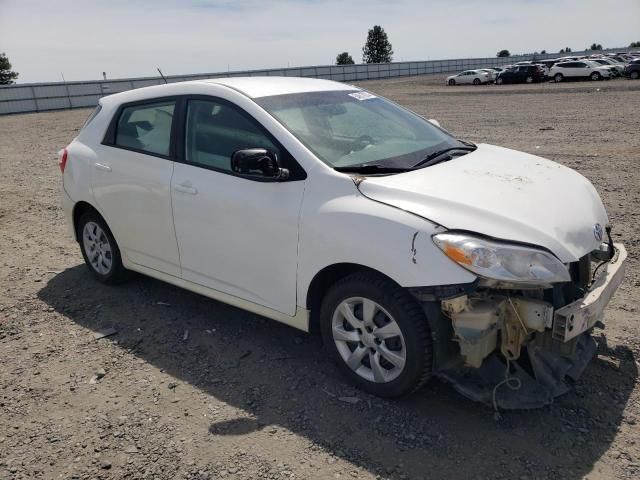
[58,148,68,173]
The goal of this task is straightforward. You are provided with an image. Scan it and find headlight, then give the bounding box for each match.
[432,232,571,286]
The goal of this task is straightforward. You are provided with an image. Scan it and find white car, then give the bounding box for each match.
[589,58,624,76]
[478,69,496,82]
[446,70,490,85]
[60,77,626,407]
[549,60,612,82]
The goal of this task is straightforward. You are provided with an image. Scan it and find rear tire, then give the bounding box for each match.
[631,71,639,80]
[496,77,504,85]
[77,211,130,284]
[319,272,433,398]
[448,79,455,86]
[554,73,563,83]
[473,78,481,85]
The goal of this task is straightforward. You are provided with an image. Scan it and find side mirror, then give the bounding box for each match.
[230,148,289,180]
[428,119,441,128]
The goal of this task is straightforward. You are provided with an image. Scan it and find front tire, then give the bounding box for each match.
[630,71,639,80]
[473,78,481,85]
[319,273,432,398]
[448,79,455,86]
[591,72,601,81]
[496,77,504,85]
[526,76,533,83]
[77,211,130,284]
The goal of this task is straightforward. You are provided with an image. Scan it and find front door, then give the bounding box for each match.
[171,98,306,315]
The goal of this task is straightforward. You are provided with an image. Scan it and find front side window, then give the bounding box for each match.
[115,101,175,156]
[256,90,468,169]
[184,99,280,172]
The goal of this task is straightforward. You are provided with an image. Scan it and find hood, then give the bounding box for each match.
[357,144,608,262]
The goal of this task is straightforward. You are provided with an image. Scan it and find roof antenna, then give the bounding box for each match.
[157,67,167,84]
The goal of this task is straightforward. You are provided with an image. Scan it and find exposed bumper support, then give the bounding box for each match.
[554,243,627,342]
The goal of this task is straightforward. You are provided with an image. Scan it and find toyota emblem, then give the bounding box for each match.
[594,223,603,242]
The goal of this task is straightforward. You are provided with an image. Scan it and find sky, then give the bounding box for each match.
[1,0,639,84]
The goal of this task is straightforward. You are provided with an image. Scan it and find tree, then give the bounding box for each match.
[496,49,510,58]
[630,41,640,48]
[589,43,603,51]
[559,48,565,54]
[565,47,572,52]
[362,25,393,63]
[541,49,546,54]
[0,52,18,85]
[336,52,355,65]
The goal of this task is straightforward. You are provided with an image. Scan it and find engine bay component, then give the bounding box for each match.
[442,294,554,368]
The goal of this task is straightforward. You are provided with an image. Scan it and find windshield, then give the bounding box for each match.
[255,90,467,169]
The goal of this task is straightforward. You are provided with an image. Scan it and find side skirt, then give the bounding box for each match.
[126,262,310,332]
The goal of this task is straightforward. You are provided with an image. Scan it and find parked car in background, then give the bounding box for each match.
[590,58,624,76]
[513,61,550,77]
[606,54,630,64]
[478,69,497,82]
[446,70,490,85]
[624,59,640,79]
[549,61,612,82]
[538,59,562,70]
[496,65,546,84]
[59,77,627,407]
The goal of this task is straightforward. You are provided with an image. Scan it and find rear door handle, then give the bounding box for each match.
[173,182,198,195]
[95,162,112,172]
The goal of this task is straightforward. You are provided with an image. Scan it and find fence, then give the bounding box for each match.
[1,48,636,115]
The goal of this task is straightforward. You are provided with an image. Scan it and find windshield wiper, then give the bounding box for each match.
[334,164,411,174]
[410,146,476,169]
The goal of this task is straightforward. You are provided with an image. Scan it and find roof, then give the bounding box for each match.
[196,76,358,98]
[99,76,360,108]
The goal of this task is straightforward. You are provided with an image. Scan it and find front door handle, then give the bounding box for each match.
[95,162,112,172]
[173,182,198,195]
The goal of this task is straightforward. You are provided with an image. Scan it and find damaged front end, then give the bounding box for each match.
[413,242,627,409]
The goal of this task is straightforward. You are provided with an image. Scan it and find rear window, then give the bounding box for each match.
[114,101,175,156]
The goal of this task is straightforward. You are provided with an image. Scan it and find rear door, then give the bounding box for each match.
[170,97,306,315]
[514,67,528,82]
[563,62,581,77]
[93,98,181,276]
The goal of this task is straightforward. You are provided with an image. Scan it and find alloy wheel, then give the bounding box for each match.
[82,221,113,275]
[331,297,407,383]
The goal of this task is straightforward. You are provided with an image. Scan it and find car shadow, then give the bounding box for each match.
[38,265,637,479]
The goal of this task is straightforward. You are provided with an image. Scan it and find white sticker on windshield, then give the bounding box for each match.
[348,91,377,101]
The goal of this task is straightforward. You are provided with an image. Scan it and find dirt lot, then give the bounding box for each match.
[1,75,639,480]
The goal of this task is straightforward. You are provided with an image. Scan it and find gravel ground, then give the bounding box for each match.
[1,75,639,480]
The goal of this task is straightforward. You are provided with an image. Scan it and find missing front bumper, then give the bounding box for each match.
[432,243,627,409]
[437,333,596,409]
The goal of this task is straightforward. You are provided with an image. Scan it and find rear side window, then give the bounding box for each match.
[82,105,102,130]
[115,101,175,156]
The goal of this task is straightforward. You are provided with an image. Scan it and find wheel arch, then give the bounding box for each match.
[72,201,103,241]
[305,262,400,334]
